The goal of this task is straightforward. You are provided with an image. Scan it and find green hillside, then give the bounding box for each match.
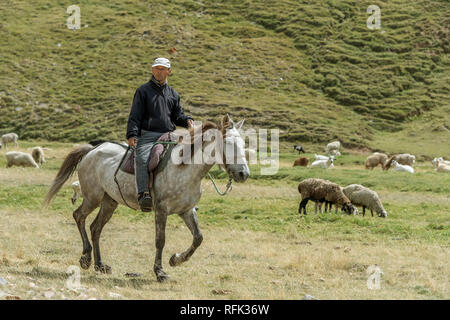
[0,0,448,155]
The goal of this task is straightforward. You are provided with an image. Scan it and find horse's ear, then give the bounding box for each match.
[235,119,245,130]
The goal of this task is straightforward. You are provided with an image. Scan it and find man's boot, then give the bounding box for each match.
[138,192,153,212]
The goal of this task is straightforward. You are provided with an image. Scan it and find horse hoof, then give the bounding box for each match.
[79,255,91,270]
[156,271,170,282]
[169,253,182,267]
[94,264,112,274]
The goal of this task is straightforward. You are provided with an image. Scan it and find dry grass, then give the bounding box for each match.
[0,145,448,300]
[0,206,448,300]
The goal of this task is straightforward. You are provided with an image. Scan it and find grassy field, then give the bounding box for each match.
[0,0,449,153]
[0,0,449,300]
[0,142,448,300]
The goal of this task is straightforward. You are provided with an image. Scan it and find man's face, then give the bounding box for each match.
[152,66,171,83]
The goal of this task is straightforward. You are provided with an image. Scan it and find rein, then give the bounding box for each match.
[114,145,134,210]
[207,173,233,196]
[114,135,234,208]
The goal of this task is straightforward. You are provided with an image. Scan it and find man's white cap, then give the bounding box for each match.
[152,57,170,68]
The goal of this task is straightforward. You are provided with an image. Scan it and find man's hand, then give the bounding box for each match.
[187,119,194,128]
[128,137,137,147]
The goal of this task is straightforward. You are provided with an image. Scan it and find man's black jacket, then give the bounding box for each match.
[126,78,193,139]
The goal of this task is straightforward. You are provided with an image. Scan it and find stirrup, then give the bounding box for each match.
[138,192,153,212]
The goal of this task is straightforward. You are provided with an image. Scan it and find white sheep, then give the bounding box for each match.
[432,157,450,168]
[31,146,46,165]
[329,150,341,156]
[391,160,414,173]
[385,153,415,170]
[325,141,340,155]
[5,151,39,168]
[342,184,387,218]
[311,155,334,169]
[1,133,19,149]
[71,181,82,205]
[435,160,450,173]
[314,154,329,161]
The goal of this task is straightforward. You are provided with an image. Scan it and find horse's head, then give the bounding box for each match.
[220,115,250,183]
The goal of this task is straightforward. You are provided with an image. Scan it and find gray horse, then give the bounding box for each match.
[43,115,250,282]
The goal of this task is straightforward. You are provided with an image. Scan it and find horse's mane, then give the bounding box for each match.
[175,117,232,162]
[182,119,231,144]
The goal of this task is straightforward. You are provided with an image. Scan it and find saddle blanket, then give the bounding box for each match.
[120,132,176,175]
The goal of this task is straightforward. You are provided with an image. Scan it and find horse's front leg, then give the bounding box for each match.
[153,209,169,282]
[170,207,203,267]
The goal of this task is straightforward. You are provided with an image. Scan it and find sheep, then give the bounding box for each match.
[293,145,305,154]
[297,178,358,215]
[311,155,334,169]
[314,154,329,161]
[329,150,341,156]
[365,152,388,170]
[31,146,46,165]
[342,184,387,218]
[5,151,39,168]
[1,133,19,149]
[293,157,309,167]
[385,153,415,170]
[325,141,340,155]
[435,160,450,173]
[71,181,82,205]
[391,160,414,173]
[432,157,450,168]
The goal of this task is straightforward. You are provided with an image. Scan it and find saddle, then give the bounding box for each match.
[120,132,177,176]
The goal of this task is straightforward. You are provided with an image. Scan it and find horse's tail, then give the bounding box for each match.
[43,144,94,208]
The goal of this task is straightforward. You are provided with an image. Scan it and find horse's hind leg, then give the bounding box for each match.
[90,193,117,274]
[73,199,98,270]
[169,207,203,267]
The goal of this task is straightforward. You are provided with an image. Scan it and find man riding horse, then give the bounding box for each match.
[126,57,194,211]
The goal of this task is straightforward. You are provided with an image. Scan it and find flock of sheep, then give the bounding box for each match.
[2,133,448,220]
[292,140,449,173]
[1,133,46,168]
[292,140,448,219]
